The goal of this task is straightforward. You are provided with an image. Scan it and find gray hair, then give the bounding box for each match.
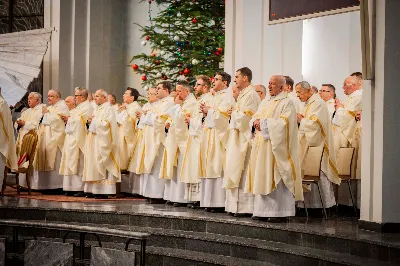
[75,87,88,99]
[30,92,42,103]
[295,81,312,91]
[49,89,61,98]
[96,89,108,98]
[255,84,266,93]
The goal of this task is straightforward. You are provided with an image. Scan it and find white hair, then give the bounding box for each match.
[75,87,88,99]
[49,89,61,98]
[30,92,42,103]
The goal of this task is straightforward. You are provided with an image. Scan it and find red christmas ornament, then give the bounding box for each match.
[141,76,147,81]
[192,18,197,23]
[162,75,168,80]
[132,64,138,70]
[145,36,150,41]
[215,51,220,56]
[179,71,183,75]
[155,60,160,65]
[183,68,190,75]
[151,53,156,57]
[217,47,223,52]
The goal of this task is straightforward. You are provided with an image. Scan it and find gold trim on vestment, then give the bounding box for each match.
[279,115,297,181]
[0,112,9,142]
[110,151,120,172]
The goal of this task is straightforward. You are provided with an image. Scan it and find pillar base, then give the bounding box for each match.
[359,220,400,233]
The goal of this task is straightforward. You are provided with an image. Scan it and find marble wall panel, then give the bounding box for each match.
[13,0,43,16]
[24,240,73,266]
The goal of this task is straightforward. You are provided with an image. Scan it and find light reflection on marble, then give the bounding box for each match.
[90,247,135,266]
[1,196,400,248]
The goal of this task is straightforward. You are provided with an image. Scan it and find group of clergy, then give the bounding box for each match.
[0,67,362,222]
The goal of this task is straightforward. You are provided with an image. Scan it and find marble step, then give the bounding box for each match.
[2,221,392,266]
[1,207,399,264]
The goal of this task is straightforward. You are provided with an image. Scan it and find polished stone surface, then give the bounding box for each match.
[24,240,73,266]
[1,196,400,249]
[0,238,5,266]
[90,247,135,266]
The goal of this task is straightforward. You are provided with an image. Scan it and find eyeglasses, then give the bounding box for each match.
[343,83,353,87]
[74,94,82,97]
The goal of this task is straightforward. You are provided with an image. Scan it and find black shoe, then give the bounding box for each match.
[73,192,85,197]
[64,192,74,196]
[85,193,95,198]
[234,213,251,217]
[210,207,225,213]
[173,202,186,207]
[267,217,289,223]
[165,201,173,205]
[150,198,166,204]
[204,208,211,212]
[187,202,200,209]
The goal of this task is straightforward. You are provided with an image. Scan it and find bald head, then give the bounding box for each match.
[268,75,286,97]
[65,96,76,110]
[343,76,359,96]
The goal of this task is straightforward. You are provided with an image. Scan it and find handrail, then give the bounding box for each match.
[0,219,149,266]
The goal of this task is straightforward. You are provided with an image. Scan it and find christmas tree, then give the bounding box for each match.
[130,0,225,89]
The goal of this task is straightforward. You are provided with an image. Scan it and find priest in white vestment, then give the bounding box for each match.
[117,88,142,171]
[245,75,303,222]
[295,81,340,209]
[180,75,213,205]
[224,68,261,215]
[83,89,121,198]
[333,75,362,208]
[59,89,93,196]
[319,84,336,119]
[33,90,69,192]
[15,92,44,156]
[127,88,158,195]
[254,84,267,101]
[0,91,18,185]
[140,81,174,202]
[284,76,303,114]
[161,81,198,206]
[199,72,234,211]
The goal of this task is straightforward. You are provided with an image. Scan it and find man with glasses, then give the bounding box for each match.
[333,75,363,209]
[319,84,336,118]
[140,81,174,203]
[199,72,234,212]
[180,75,213,206]
[33,89,69,194]
[127,87,158,196]
[60,88,93,197]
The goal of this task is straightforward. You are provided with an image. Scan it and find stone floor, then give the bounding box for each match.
[0,196,400,249]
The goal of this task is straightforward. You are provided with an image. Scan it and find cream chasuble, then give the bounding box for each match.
[0,96,18,173]
[299,94,340,208]
[160,94,198,180]
[326,99,335,119]
[127,102,151,174]
[140,97,174,174]
[34,100,69,171]
[59,100,93,176]
[15,104,44,156]
[116,101,142,171]
[245,92,303,201]
[201,89,233,179]
[332,90,362,149]
[180,92,213,201]
[83,102,121,186]
[223,85,260,189]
